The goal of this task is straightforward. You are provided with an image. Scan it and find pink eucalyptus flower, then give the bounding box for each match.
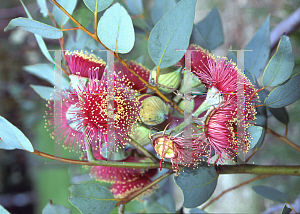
[45,89,85,151]
[89,151,157,198]
[65,50,106,79]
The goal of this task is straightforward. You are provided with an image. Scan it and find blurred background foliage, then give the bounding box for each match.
[0,0,300,213]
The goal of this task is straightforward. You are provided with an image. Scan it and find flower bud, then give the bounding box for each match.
[139,96,169,126]
[129,123,156,146]
[150,66,181,93]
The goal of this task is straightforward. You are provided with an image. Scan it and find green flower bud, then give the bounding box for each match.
[140,96,169,125]
[151,66,181,93]
[129,123,156,146]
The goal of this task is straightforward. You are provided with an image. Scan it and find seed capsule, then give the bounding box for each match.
[139,96,169,126]
[150,66,181,93]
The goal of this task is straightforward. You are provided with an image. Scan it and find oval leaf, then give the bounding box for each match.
[264,72,300,108]
[68,182,116,214]
[20,0,54,62]
[245,15,270,79]
[52,0,77,26]
[126,0,143,16]
[194,7,224,50]
[23,63,69,87]
[252,185,289,203]
[144,189,176,213]
[0,116,34,152]
[247,126,263,149]
[148,0,196,68]
[262,35,294,87]
[4,17,62,39]
[30,85,55,100]
[0,205,10,214]
[97,3,135,53]
[190,25,210,50]
[267,106,289,124]
[83,0,113,13]
[37,0,48,17]
[151,0,176,24]
[42,202,71,214]
[174,165,218,208]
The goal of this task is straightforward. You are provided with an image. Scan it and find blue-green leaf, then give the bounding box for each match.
[0,205,10,214]
[144,189,176,213]
[148,0,196,68]
[252,185,289,203]
[42,202,71,214]
[268,106,289,124]
[195,7,224,50]
[37,0,48,17]
[247,126,263,149]
[281,204,292,214]
[83,0,113,13]
[190,25,209,50]
[124,200,144,213]
[52,0,78,26]
[0,116,34,152]
[23,63,69,87]
[262,36,294,87]
[174,165,218,208]
[30,85,54,100]
[189,208,208,213]
[126,0,143,16]
[20,0,54,62]
[151,0,176,24]
[97,3,135,53]
[264,72,300,108]
[245,15,270,79]
[68,182,116,214]
[4,18,63,39]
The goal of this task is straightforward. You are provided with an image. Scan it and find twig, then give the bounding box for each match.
[202,175,272,210]
[267,128,300,153]
[270,7,300,53]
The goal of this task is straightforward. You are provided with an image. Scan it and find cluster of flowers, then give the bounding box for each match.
[45,45,257,197]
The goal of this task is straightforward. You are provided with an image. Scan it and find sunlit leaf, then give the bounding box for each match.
[262,35,294,87]
[20,0,54,62]
[0,116,34,152]
[126,0,143,16]
[37,0,48,17]
[252,185,289,203]
[148,0,196,68]
[52,0,78,26]
[195,7,224,50]
[264,72,300,108]
[83,0,113,13]
[0,205,10,214]
[68,182,116,214]
[247,126,263,149]
[245,15,270,79]
[42,202,71,214]
[23,63,69,87]
[174,164,218,208]
[4,18,63,39]
[144,189,176,213]
[30,85,55,100]
[97,3,135,53]
[151,0,176,24]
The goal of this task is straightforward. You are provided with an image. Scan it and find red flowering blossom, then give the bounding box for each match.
[73,73,141,147]
[114,61,150,93]
[65,50,106,79]
[45,89,85,151]
[89,151,157,198]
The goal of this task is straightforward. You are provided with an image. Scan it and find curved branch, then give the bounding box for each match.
[271,7,300,52]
